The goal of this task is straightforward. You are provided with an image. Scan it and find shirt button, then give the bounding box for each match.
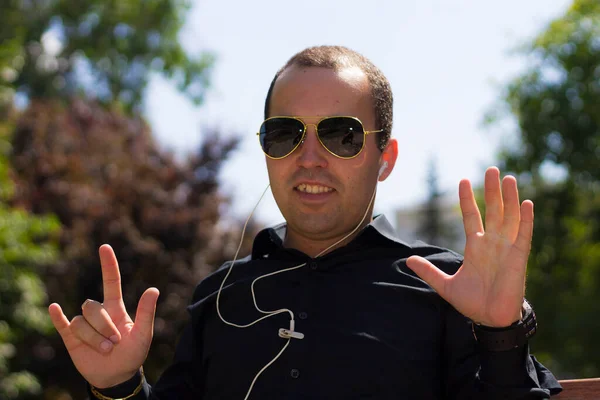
[308,261,318,270]
[290,368,300,379]
[299,312,308,320]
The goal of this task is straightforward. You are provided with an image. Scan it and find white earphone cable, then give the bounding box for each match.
[217,177,379,400]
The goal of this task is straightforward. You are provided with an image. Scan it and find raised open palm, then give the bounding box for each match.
[48,245,160,388]
[406,167,532,327]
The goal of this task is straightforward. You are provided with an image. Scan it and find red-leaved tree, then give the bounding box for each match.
[9,99,257,398]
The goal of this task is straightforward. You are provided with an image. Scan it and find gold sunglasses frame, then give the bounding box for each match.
[257,116,383,160]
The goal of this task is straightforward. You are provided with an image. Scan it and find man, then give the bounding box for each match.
[49,45,562,399]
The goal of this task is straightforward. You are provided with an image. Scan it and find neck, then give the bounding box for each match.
[283,216,374,258]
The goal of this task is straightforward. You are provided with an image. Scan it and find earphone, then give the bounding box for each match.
[378,161,388,179]
[217,170,383,399]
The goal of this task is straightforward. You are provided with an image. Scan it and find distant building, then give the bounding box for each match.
[395,192,466,254]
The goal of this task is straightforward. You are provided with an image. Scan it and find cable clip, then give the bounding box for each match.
[279,328,304,339]
[279,320,304,339]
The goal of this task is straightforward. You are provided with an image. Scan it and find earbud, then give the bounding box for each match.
[378,161,388,179]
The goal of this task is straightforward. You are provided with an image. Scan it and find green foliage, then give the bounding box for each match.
[0,109,60,399]
[1,0,214,111]
[0,371,42,400]
[1,1,245,397]
[489,0,600,377]
[494,0,600,183]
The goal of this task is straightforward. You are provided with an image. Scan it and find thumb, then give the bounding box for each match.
[48,303,79,350]
[131,288,160,341]
[406,256,450,299]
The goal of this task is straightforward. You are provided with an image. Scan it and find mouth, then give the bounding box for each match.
[295,183,335,194]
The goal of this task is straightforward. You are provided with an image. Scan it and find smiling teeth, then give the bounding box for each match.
[297,184,333,194]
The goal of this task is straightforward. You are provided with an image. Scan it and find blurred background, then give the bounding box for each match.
[0,0,598,398]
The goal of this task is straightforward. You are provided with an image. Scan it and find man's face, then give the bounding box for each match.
[266,65,396,245]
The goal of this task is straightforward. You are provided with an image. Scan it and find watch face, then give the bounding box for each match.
[522,299,533,318]
[522,299,537,339]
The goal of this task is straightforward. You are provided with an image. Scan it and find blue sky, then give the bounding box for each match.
[144,0,572,228]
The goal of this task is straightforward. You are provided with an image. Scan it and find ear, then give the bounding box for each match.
[378,138,398,182]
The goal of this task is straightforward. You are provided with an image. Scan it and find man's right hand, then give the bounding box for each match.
[48,244,160,389]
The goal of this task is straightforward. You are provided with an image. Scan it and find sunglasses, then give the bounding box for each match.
[257,116,383,159]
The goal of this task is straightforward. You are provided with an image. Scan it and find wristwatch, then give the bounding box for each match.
[471,299,537,352]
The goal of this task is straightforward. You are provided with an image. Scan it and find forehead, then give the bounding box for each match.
[270,66,373,117]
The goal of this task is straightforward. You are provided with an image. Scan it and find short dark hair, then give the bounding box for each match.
[264,45,393,151]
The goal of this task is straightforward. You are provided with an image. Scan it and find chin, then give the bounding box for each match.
[287,212,341,235]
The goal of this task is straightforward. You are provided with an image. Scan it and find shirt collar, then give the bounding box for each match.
[251,214,410,259]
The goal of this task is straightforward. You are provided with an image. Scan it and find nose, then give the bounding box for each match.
[295,124,329,169]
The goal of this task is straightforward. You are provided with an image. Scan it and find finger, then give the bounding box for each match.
[459,179,484,237]
[484,167,503,233]
[131,288,160,343]
[99,244,124,306]
[500,176,521,242]
[49,303,82,351]
[405,256,451,299]
[49,303,70,333]
[70,315,115,353]
[81,299,121,343]
[513,200,534,257]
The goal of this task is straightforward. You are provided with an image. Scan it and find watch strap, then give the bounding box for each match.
[472,299,537,352]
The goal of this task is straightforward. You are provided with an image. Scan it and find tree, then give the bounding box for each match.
[8,99,257,398]
[0,1,255,397]
[0,0,214,111]
[488,0,600,377]
[0,106,60,399]
[416,158,459,250]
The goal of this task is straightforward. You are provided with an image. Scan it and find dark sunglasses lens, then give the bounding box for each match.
[259,118,304,158]
[318,117,365,157]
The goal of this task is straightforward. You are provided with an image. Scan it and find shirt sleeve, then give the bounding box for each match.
[87,322,200,400]
[442,301,563,399]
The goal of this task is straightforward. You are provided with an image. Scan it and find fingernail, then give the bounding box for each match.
[82,299,97,309]
[100,340,113,351]
[109,335,119,344]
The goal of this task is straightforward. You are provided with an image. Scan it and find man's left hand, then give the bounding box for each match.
[406,167,532,327]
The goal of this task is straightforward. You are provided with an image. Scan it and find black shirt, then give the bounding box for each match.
[93,215,562,399]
